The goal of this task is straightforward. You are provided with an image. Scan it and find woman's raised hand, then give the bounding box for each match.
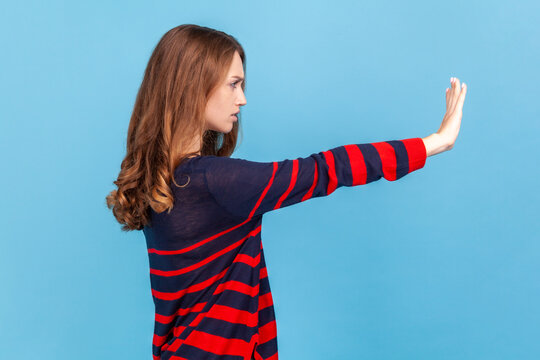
[422,77,468,157]
[440,77,467,148]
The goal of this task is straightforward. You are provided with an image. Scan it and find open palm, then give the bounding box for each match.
[438,77,467,148]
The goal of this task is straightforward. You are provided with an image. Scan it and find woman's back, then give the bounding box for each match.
[143,137,427,360]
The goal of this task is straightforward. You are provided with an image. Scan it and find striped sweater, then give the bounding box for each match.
[142,137,427,360]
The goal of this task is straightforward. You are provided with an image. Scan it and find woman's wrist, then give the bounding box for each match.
[422,133,450,157]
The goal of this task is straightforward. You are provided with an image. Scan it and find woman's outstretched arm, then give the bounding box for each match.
[202,137,427,219]
[200,76,467,220]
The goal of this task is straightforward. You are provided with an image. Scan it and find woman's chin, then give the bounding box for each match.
[221,124,234,134]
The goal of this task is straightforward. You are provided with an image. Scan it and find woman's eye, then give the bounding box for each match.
[231,80,244,89]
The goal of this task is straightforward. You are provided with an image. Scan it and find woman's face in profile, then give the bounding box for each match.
[204,50,247,133]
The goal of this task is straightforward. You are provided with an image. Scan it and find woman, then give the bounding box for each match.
[106,24,467,360]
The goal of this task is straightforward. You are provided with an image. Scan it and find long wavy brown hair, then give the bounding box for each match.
[106,24,246,231]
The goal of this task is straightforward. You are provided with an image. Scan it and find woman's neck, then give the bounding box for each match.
[185,136,202,156]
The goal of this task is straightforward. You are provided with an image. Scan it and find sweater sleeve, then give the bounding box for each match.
[202,137,427,219]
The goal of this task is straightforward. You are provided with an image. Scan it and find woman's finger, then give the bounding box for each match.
[448,77,455,110]
[456,82,467,111]
[451,77,459,109]
[454,77,461,91]
[450,78,460,110]
[446,87,450,110]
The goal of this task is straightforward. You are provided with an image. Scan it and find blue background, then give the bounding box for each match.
[1,0,539,359]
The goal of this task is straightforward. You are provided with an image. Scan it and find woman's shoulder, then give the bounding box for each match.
[173,155,231,179]
[183,154,248,168]
[175,155,274,187]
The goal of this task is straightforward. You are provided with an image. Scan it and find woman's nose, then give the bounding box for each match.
[237,92,247,106]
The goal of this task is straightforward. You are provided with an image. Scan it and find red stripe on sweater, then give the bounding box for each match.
[249,162,278,218]
[371,141,397,181]
[183,329,257,357]
[203,304,258,327]
[258,319,277,345]
[150,227,261,277]
[213,279,260,299]
[322,150,338,194]
[258,292,274,311]
[401,137,427,172]
[344,144,368,185]
[274,159,298,209]
[148,218,252,255]
[301,160,318,201]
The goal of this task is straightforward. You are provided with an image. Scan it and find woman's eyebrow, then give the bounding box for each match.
[231,76,244,81]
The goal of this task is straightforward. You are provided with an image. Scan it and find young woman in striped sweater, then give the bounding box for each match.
[106,24,467,360]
